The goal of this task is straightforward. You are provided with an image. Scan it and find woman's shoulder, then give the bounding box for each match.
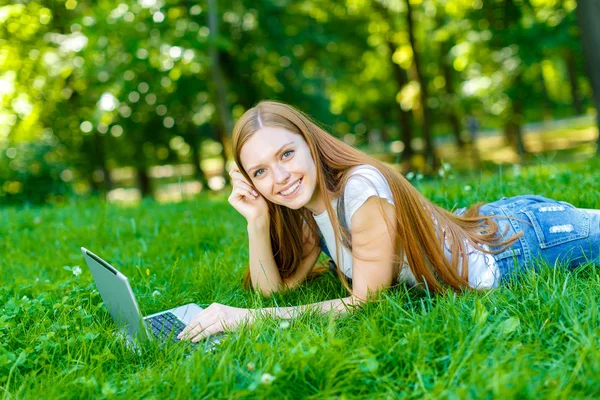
[345,164,390,193]
[347,164,384,176]
[342,164,394,217]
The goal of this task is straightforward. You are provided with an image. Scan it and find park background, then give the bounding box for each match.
[2,0,600,398]
[1,0,599,205]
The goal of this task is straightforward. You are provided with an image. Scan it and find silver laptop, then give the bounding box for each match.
[81,247,221,351]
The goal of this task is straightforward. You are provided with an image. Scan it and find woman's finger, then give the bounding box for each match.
[188,320,219,343]
[229,164,240,177]
[228,188,255,206]
[233,180,258,196]
[183,325,203,341]
[191,322,223,343]
[231,185,258,200]
[178,315,204,338]
[178,323,199,340]
[180,319,205,341]
[231,171,250,184]
[232,187,258,200]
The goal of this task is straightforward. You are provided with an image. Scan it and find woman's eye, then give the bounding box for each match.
[282,150,294,159]
[254,168,264,177]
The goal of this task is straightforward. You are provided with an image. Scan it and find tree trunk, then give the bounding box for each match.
[404,0,438,169]
[385,40,415,164]
[208,0,234,161]
[133,138,152,198]
[440,41,464,148]
[539,68,552,121]
[566,49,583,115]
[190,144,209,190]
[372,1,416,166]
[137,167,152,198]
[575,0,600,155]
[185,131,210,190]
[92,131,112,195]
[504,98,527,162]
[214,124,231,185]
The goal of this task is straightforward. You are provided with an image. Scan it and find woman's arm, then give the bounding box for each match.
[349,196,397,301]
[247,217,284,296]
[256,296,361,319]
[247,217,322,296]
[179,295,363,342]
[259,196,397,316]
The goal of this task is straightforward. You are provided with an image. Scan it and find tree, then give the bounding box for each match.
[372,2,416,164]
[576,0,600,155]
[403,0,438,169]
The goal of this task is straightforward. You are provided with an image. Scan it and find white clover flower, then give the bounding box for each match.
[260,373,275,385]
[416,173,423,181]
[279,320,290,329]
[464,185,472,191]
[21,295,29,301]
[152,290,161,297]
[443,162,451,171]
[405,172,415,180]
[72,266,82,276]
[438,168,445,177]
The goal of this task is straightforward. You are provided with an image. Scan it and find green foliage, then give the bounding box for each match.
[0,139,71,205]
[0,0,596,202]
[1,159,599,398]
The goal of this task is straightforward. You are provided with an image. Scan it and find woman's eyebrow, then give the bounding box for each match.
[247,141,294,171]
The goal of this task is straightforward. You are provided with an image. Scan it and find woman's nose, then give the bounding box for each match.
[274,165,291,184]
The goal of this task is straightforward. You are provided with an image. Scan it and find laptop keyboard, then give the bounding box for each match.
[145,312,220,350]
[145,312,186,343]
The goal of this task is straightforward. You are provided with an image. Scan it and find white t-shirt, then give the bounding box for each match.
[312,165,499,289]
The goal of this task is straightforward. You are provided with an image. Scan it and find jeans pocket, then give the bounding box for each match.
[523,203,590,249]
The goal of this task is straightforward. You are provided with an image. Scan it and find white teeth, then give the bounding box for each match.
[280,179,301,196]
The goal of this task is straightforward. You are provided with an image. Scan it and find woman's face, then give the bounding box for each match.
[239,126,323,213]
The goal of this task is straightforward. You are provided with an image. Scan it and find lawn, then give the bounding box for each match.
[1,158,600,399]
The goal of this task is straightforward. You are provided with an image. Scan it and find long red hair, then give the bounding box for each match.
[232,100,519,294]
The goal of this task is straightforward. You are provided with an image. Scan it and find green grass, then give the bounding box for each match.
[1,158,600,399]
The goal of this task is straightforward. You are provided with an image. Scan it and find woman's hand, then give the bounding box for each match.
[228,164,269,222]
[177,303,254,343]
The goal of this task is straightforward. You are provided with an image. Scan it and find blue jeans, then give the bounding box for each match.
[479,195,600,283]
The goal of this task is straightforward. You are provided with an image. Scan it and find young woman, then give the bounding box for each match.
[179,100,600,343]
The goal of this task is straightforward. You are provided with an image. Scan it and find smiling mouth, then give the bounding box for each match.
[278,177,302,196]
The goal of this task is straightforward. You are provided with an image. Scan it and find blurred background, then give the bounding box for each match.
[1,0,598,206]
